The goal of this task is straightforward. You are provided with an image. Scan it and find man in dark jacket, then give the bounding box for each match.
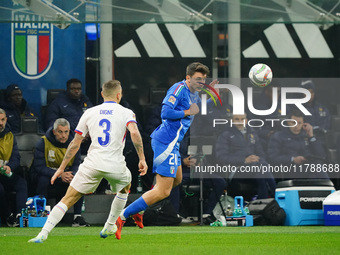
[215,114,276,199]
[45,78,93,131]
[0,108,27,226]
[30,118,89,227]
[247,84,282,151]
[45,79,93,154]
[300,80,331,144]
[267,109,328,179]
[1,84,38,134]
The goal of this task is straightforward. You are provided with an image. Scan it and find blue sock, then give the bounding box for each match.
[123,196,148,219]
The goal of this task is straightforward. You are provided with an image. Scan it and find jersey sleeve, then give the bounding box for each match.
[124,109,137,127]
[161,104,185,120]
[74,110,89,137]
[162,83,185,109]
[161,83,185,119]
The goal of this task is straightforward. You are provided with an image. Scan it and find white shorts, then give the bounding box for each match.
[70,163,131,194]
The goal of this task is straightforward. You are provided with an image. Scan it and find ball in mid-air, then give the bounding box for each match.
[248,63,273,87]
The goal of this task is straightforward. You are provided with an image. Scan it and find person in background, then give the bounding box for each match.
[45,78,93,154]
[300,80,331,144]
[246,84,282,151]
[45,79,93,131]
[215,113,276,199]
[267,109,329,179]
[30,118,89,227]
[0,108,27,227]
[1,84,38,134]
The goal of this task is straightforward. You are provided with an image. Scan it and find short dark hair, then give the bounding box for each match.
[186,62,209,77]
[288,108,304,120]
[66,78,82,89]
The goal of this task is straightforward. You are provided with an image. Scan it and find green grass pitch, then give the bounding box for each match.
[1,226,340,255]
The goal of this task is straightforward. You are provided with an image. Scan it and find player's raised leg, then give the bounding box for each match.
[28,186,83,243]
[129,168,180,228]
[115,174,174,239]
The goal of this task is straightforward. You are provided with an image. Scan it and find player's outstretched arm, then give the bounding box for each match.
[51,133,84,184]
[127,122,148,176]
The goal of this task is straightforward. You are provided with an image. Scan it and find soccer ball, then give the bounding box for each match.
[248,63,273,87]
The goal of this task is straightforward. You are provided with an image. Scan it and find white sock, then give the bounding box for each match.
[40,202,68,237]
[120,209,126,221]
[74,214,81,220]
[104,193,128,230]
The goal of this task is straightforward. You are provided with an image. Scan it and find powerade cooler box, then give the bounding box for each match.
[323,190,340,226]
[275,179,334,226]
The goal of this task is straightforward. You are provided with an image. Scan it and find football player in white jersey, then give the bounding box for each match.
[28,80,147,243]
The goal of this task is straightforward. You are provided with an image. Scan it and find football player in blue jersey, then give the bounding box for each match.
[115,62,218,239]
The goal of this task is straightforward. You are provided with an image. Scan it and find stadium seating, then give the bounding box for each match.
[41,89,64,131]
[46,89,64,105]
[20,116,40,134]
[15,117,42,179]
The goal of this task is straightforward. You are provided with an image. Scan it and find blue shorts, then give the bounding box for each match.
[151,139,181,178]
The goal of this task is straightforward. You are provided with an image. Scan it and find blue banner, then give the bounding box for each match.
[0,3,85,119]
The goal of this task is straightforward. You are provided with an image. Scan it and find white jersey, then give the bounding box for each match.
[75,101,136,172]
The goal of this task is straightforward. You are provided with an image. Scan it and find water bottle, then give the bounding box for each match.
[244,206,250,215]
[210,221,223,227]
[0,166,12,177]
[0,166,5,175]
[226,204,233,216]
[137,175,143,193]
[31,206,36,217]
[81,200,85,213]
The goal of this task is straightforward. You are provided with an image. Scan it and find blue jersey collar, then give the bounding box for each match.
[182,79,190,91]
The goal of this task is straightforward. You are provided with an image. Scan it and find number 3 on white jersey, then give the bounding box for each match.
[98,119,111,146]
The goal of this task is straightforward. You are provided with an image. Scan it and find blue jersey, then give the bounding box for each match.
[151,80,200,145]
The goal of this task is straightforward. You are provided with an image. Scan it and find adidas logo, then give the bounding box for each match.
[243,21,333,59]
[114,23,206,58]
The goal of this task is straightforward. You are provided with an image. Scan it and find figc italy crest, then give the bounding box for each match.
[11,11,53,79]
